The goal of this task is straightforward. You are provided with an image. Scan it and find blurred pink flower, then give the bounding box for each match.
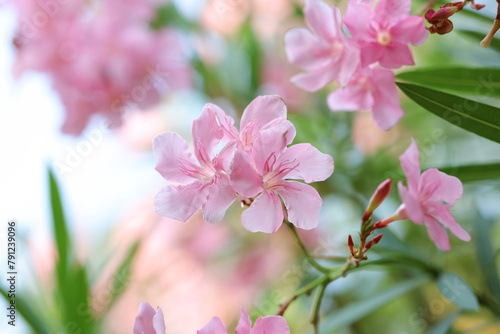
[327,66,403,131]
[133,302,166,334]
[352,112,400,155]
[397,139,470,250]
[284,0,360,90]
[198,307,290,334]
[13,0,191,135]
[154,105,237,224]
[231,139,334,233]
[344,0,427,68]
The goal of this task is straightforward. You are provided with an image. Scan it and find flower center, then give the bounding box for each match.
[376,30,391,46]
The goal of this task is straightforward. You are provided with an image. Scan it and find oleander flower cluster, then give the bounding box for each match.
[134,303,290,334]
[12,0,191,135]
[284,0,428,131]
[153,95,334,233]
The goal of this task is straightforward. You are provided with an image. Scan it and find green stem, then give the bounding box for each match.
[310,282,328,334]
[286,222,330,273]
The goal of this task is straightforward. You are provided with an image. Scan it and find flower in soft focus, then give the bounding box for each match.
[384,139,471,251]
[327,66,403,131]
[344,0,427,69]
[198,307,290,334]
[12,0,191,135]
[133,302,166,334]
[230,129,334,233]
[284,0,360,90]
[363,179,392,222]
[425,2,463,35]
[153,105,237,224]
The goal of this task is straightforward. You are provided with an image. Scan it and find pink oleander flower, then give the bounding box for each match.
[344,0,428,69]
[198,307,290,334]
[212,95,296,156]
[154,105,237,224]
[396,139,470,251]
[327,66,403,131]
[425,2,463,35]
[284,0,360,91]
[230,125,334,233]
[133,302,166,334]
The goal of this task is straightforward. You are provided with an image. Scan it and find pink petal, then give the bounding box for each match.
[291,64,337,92]
[335,44,361,86]
[360,43,384,68]
[344,1,372,36]
[153,132,202,183]
[420,168,463,205]
[241,190,284,233]
[240,95,287,134]
[154,181,210,222]
[213,141,237,173]
[424,215,451,251]
[197,317,227,334]
[277,144,334,183]
[432,203,471,241]
[375,0,411,19]
[398,182,424,224]
[327,85,374,112]
[133,302,157,334]
[399,138,421,194]
[192,104,224,163]
[252,316,291,334]
[284,28,332,70]
[252,120,296,174]
[235,307,252,334]
[378,42,415,69]
[230,150,264,198]
[371,68,399,106]
[371,88,404,130]
[207,103,240,142]
[304,0,336,42]
[152,307,166,334]
[280,181,323,230]
[392,16,428,45]
[202,174,237,224]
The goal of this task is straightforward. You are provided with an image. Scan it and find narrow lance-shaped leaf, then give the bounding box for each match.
[322,275,430,330]
[49,169,70,284]
[0,286,49,334]
[396,82,500,144]
[437,272,479,311]
[397,68,500,97]
[436,163,500,182]
[457,30,500,53]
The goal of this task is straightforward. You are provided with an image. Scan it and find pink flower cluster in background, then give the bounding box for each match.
[285,0,428,131]
[12,0,191,135]
[153,95,334,233]
[134,303,290,334]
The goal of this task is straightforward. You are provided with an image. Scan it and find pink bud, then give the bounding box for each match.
[364,234,383,251]
[363,179,392,222]
[471,3,485,10]
[348,235,355,256]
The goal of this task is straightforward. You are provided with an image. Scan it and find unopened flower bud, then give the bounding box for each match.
[364,234,383,251]
[481,20,500,48]
[363,179,392,222]
[348,235,355,256]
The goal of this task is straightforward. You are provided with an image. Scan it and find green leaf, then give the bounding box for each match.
[436,163,500,182]
[457,30,500,53]
[427,311,460,334]
[103,240,141,314]
[396,82,500,144]
[322,275,430,330]
[0,286,48,333]
[437,272,479,311]
[474,213,500,306]
[49,169,70,283]
[397,68,500,97]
